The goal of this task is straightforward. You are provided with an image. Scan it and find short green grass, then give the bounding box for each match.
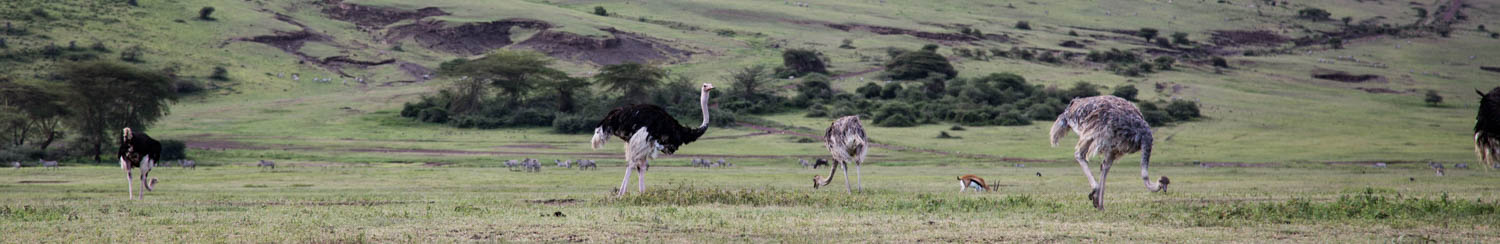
[2,164,1497,242]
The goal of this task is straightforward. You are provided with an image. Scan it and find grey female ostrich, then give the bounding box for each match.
[813,115,868,193]
[1475,87,1500,170]
[1050,95,1169,210]
[591,83,715,196]
[118,127,161,200]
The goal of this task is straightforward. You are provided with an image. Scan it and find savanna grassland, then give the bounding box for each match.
[3,0,1500,242]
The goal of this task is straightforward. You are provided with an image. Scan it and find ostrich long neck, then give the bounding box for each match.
[697,89,711,129]
[816,163,839,187]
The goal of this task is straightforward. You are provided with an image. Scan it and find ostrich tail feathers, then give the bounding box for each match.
[1049,118,1070,147]
[590,127,608,150]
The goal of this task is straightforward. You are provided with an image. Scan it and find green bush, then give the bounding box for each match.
[1171,32,1191,45]
[1211,57,1230,68]
[1112,85,1139,102]
[1424,90,1443,106]
[1298,8,1331,20]
[198,7,215,20]
[551,114,596,134]
[209,67,228,81]
[1015,21,1031,30]
[1024,103,1060,120]
[593,6,608,16]
[1138,28,1159,41]
[418,107,449,123]
[884,46,956,80]
[1165,99,1201,121]
[1154,56,1176,70]
[857,82,883,99]
[160,140,186,160]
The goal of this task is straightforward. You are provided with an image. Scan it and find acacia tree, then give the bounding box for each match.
[595,62,666,104]
[726,65,770,99]
[781,49,827,75]
[437,50,565,108]
[0,82,69,151]
[59,61,177,162]
[885,45,956,80]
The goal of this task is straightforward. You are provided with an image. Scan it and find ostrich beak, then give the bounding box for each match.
[704,83,715,91]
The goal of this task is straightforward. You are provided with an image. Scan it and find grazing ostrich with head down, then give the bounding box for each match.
[1475,87,1500,170]
[1050,95,1169,210]
[591,83,715,196]
[813,116,868,193]
[118,128,161,200]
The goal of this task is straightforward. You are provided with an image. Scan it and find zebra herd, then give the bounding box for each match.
[690,158,732,168]
[506,158,597,172]
[8,159,197,169]
[8,160,62,170]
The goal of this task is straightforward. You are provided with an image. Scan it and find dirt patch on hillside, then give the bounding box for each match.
[823,23,980,43]
[239,30,329,54]
[1355,87,1409,94]
[1211,30,1290,47]
[422,162,453,167]
[320,0,449,28]
[320,55,396,67]
[1311,69,1383,83]
[18,181,68,184]
[513,27,692,65]
[387,19,552,56]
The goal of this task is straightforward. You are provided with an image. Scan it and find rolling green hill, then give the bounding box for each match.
[3,0,1497,165]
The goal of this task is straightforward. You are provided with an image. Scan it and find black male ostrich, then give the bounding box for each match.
[591,83,715,196]
[118,127,161,200]
[1476,87,1500,170]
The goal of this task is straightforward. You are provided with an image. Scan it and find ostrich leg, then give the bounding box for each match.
[1096,155,1117,210]
[841,162,852,193]
[122,157,134,200]
[637,165,646,193]
[617,162,634,197]
[855,162,863,192]
[1074,140,1100,207]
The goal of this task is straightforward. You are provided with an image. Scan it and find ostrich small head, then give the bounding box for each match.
[701,83,716,92]
[812,175,828,188]
[147,178,158,191]
[1157,176,1171,192]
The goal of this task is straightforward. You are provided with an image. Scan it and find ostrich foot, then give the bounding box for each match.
[1088,188,1103,210]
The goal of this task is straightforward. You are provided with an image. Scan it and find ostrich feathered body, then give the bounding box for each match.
[594,104,707,155]
[1476,87,1500,169]
[824,116,868,164]
[117,129,162,168]
[1050,96,1153,160]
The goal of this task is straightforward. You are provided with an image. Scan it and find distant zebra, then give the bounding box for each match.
[11,161,19,169]
[505,160,521,171]
[258,160,275,169]
[1429,162,1445,176]
[41,159,59,170]
[717,158,729,167]
[800,158,810,168]
[559,160,572,168]
[1455,163,1469,169]
[578,160,597,170]
[181,160,196,169]
[1373,162,1387,168]
[524,159,541,172]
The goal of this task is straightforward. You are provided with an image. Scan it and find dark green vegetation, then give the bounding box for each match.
[1,61,176,162]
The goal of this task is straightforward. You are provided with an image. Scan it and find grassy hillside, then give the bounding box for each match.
[4,0,1500,241]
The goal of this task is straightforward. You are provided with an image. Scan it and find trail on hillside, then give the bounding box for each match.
[735,123,1056,163]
